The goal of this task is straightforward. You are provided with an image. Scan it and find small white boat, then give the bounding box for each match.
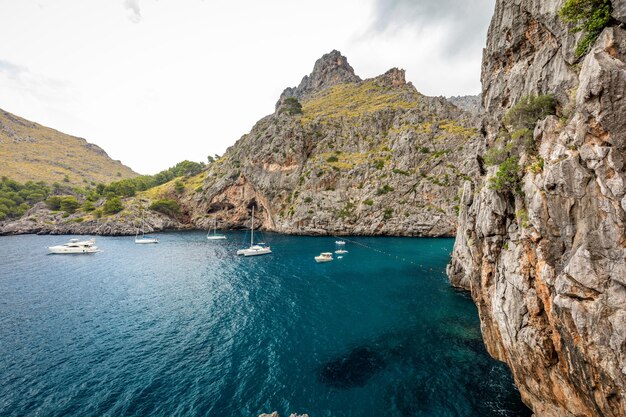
[335,240,346,245]
[135,213,158,244]
[207,217,227,240]
[48,238,100,254]
[335,249,348,254]
[135,236,159,244]
[315,252,334,263]
[237,207,271,256]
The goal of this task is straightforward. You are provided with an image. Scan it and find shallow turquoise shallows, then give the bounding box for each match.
[0,232,531,417]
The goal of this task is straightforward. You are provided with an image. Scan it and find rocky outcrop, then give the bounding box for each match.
[447,95,482,116]
[449,1,626,416]
[276,49,361,108]
[190,53,481,236]
[0,201,187,236]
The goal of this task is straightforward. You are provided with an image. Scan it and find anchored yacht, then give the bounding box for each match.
[315,252,334,263]
[48,238,101,254]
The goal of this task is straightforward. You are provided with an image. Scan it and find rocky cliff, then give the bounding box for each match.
[448,1,626,416]
[0,52,480,237]
[188,51,481,236]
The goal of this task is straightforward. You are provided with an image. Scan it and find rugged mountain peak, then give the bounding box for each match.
[374,68,407,88]
[277,50,361,108]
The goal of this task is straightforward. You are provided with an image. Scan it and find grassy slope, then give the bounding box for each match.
[0,108,137,185]
[300,79,417,123]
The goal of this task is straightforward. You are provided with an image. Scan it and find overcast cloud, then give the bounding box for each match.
[123,0,141,23]
[0,0,495,174]
[369,0,494,57]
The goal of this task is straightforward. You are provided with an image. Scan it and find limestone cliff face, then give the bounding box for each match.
[449,1,626,416]
[191,52,481,236]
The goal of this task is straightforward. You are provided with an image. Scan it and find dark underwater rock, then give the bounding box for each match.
[318,346,386,388]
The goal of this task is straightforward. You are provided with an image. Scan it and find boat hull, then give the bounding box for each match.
[315,257,333,263]
[207,236,227,240]
[135,238,159,244]
[48,246,100,254]
[237,247,272,256]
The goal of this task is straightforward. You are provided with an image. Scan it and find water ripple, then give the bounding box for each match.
[0,232,530,417]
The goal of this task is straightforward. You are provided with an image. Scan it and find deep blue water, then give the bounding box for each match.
[0,232,531,417]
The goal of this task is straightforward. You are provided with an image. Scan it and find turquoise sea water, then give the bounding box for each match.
[0,232,531,417]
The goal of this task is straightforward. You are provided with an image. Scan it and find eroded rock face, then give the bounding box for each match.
[449,1,626,416]
[191,52,481,236]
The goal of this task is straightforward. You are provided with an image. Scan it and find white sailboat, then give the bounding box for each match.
[207,217,227,240]
[135,213,159,244]
[48,238,101,254]
[236,206,271,256]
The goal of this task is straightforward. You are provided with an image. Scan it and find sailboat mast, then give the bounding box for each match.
[251,206,254,245]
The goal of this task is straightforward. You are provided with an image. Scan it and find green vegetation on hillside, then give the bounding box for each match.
[149,199,181,217]
[279,97,303,115]
[103,160,205,198]
[560,0,612,57]
[301,79,416,123]
[489,156,522,194]
[0,156,204,223]
[503,94,557,140]
[45,195,80,214]
[103,197,124,215]
[486,95,557,194]
[0,177,50,220]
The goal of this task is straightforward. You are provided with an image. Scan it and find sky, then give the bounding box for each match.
[0,0,495,175]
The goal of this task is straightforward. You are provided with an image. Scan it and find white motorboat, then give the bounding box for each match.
[207,217,227,240]
[135,212,158,244]
[48,238,101,254]
[335,249,348,254]
[315,252,334,263]
[237,207,271,256]
[335,240,346,245]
